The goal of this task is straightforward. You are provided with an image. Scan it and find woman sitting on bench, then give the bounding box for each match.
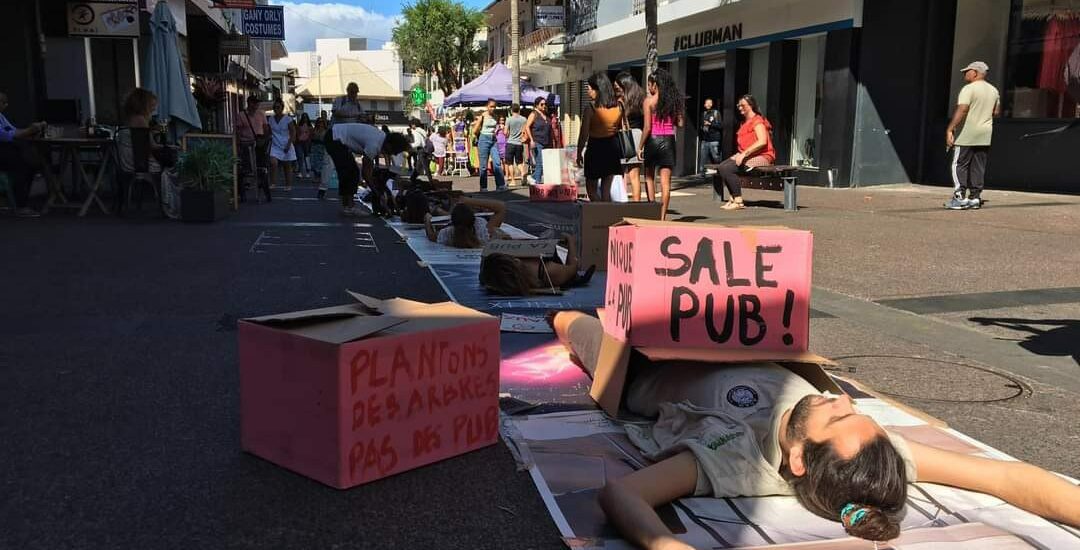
[714,94,776,210]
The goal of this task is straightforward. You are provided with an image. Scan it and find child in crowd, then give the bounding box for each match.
[310,118,330,199]
[431,127,449,176]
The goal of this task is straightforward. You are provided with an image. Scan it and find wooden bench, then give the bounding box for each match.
[705,164,800,211]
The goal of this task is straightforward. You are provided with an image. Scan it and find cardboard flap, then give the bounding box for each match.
[245,304,408,345]
[345,291,385,314]
[482,239,559,258]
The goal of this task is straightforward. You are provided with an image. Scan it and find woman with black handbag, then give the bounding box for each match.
[575,72,624,202]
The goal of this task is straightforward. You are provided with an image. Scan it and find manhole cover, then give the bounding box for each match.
[832,355,1026,403]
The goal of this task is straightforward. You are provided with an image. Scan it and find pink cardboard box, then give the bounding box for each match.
[239,292,500,489]
[530,183,578,202]
[602,219,813,353]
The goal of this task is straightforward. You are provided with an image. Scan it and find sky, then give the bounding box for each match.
[280,0,492,53]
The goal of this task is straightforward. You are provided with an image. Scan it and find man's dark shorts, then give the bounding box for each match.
[505,143,525,165]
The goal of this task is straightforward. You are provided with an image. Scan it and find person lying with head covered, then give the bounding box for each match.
[549,311,1080,550]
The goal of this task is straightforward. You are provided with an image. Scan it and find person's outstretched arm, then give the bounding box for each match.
[909,440,1080,526]
[598,450,699,550]
[457,196,506,232]
[424,212,438,242]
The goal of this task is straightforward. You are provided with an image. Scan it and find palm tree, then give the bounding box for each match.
[645,0,657,80]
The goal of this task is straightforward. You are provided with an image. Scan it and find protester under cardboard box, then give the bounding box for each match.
[424,196,507,248]
[479,233,595,295]
[549,311,1080,548]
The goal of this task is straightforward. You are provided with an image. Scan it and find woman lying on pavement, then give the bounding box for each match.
[549,311,1080,550]
[479,233,595,295]
[424,196,507,248]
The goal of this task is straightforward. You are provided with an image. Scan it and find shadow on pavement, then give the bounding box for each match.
[970,316,1080,366]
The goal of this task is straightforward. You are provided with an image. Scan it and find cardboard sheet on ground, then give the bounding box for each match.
[501,399,1080,549]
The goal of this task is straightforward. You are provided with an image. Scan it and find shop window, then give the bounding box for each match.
[793,35,826,168]
[1005,0,1080,118]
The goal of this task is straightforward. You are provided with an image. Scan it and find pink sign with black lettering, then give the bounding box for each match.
[602,220,813,352]
[239,295,500,489]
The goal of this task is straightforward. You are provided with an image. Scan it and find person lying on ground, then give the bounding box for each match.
[479,233,595,295]
[549,311,1080,550]
[424,196,507,248]
[323,122,410,217]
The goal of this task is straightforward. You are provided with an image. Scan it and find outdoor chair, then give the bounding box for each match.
[451,138,470,176]
[117,127,161,216]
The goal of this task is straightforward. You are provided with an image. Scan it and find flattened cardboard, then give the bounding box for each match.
[576,203,663,272]
[239,293,501,489]
[482,239,558,258]
[603,218,813,353]
[590,308,837,417]
[243,303,407,345]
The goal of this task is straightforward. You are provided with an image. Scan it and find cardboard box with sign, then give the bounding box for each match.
[529,183,579,202]
[590,219,835,416]
[239,293,500,489]
[576,202,664,271]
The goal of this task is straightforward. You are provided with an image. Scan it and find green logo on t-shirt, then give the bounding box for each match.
[706,431,744,450]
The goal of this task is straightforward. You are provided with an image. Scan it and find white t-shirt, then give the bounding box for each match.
[624,363,918,498]
[411,127,428,149]
[331,123,386,158]
[430,135,448,157]
[436,218,490,247]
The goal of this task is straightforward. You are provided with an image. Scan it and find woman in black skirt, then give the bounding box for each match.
[575,72,624,202]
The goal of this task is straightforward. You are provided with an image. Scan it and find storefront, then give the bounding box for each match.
[564,0,1079,193]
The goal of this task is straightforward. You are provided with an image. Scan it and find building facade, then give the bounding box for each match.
[550,0,1079,193]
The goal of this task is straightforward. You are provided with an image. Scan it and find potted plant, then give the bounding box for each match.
[177,141,234,222]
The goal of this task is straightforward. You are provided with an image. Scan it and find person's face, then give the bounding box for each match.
[273,102,283,115]
[704,99,713,110]
[613,82,624,98]
[786,394,885,473]
[537,100,547,113]
[347,84,358,99]
[586,83,597,101]
[486,102,495,113]
[499,116,505,124]
[248,99,259,112]
[0,93,8,113]
[963,69,978,83]
[737,98,752,119]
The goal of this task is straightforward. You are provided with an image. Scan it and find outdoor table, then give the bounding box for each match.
[34,137,117,217]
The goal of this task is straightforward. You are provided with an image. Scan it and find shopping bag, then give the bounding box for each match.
[610,174,629,203]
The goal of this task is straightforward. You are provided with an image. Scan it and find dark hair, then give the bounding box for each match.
[448,203,482,249]
[783,426,908,542]
[739,94,762,117]
[381,124,390,134]
[299,113,312,126]
[383,132,411,156]
[272,98,284,110]
[533,97,546,108]
[486,98,497,106]
[479,253,533,295]
[123,88,158,118]
[247,94,260,104]
[511,103,521,113]
[400,189,431,224]
[648,69,685,123]
[614,71,645,119]
[586,71,618,109]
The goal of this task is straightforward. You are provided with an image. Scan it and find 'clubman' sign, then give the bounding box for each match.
[673,23,743,52]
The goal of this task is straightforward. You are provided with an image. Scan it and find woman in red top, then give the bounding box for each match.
[714,94,775,210]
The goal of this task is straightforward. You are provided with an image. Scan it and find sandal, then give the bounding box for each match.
[721,201,745,210]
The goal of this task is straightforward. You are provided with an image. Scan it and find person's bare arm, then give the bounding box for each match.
[424,212,438,242]
[458,196,506,232]
[946,104,970,148]
[598,450,699,550]
[575,107,592,165]
[909,440,1080,527]
[471,116,483,141]
[287,120,296,152]
[735,124,769,164]
[638,100,654,160]
[15,122,45,139]
[993,99,1001,117]
[523,113,535,145]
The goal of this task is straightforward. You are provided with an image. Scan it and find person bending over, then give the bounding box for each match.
[479,233,595,295]
[323,123,410,217]
[424,196,507,248]
[550,311,1080,550]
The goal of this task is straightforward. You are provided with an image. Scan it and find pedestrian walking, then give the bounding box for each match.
[471,99,507,191]
[576,71,623,202]
[332,82,365,124]
[495,116,508,175]
[235,94,270,202]
[505,104,527,186]
[713,94,776,210]
[639,68,685,219]
[267,98,297,192]
[614,71,646,201]
[310,117,329,199]
[699,97,723,176]
[409,119,430,180]
[946,61,1000,210]
[295,113,313,178]
[524,97,551,185]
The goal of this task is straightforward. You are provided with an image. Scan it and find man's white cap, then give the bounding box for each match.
[961,61,989,73]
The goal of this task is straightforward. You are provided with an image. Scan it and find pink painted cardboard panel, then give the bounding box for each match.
[336,320,501,488]
[605,221,812,353]
[530,184,579,202]
[240,314,500,489]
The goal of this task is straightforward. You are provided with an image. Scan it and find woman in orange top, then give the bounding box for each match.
[714,94,775,210]
[576,71,624,202]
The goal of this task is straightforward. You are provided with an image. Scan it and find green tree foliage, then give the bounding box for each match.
[393,0,487,96]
